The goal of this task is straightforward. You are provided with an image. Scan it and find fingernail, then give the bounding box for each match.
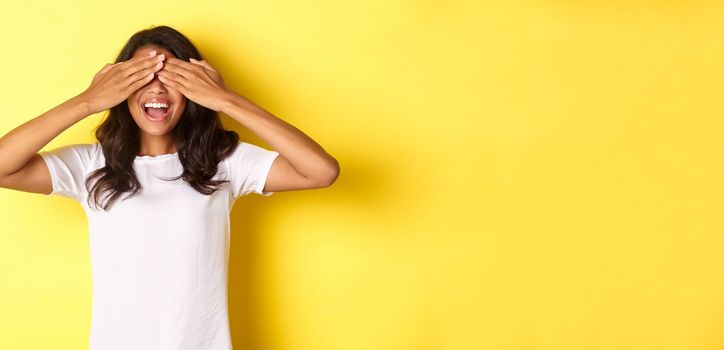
[190,58,197,62]
[158,54,165,60]
[149,50,157,57]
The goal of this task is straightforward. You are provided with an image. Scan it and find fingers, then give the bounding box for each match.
[161,57,195,77]
[161,57,220,84]
[127,54,165,77]
[157,69,188,88]
[119,52,165,77]
[127,72,156,92]
[158,58,194,85]
[190,58,217,72]
[114,51,152,69]
[122,53,165,92]
[126,60,163,86]
[157,73,185,90]
[98,63,114,75]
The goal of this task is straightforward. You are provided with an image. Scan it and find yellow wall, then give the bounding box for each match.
[1,0,723,349]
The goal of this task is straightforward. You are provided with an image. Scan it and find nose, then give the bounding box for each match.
[146,75,167,93]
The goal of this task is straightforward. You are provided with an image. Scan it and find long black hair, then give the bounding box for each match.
[85,25,240,211]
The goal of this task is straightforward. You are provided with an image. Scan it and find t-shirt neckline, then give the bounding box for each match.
[135,152,178,160]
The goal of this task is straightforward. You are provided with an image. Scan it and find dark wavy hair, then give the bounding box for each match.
[85,25,240,211]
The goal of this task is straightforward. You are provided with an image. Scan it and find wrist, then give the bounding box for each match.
[72,92,95,116]
[218,89,244,114]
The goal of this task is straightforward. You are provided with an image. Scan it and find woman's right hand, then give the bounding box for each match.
[79,50,166,115]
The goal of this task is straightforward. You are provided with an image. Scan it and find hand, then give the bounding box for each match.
[80,51,166,114]
[156,57,231,112]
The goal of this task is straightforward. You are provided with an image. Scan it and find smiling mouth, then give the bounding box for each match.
[142,102,172,121]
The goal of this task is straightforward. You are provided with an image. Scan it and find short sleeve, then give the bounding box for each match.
[224,142,280,198]
[38,143,99,202]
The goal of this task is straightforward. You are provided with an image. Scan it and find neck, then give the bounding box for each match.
[138,133,176,157]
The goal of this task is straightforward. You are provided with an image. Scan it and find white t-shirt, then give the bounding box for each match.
[39,141,279,350]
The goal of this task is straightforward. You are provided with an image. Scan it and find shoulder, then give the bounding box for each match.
[221,141,279,176]
[222,141,275,162]
[234,141,277,160]
[40,142,100,158]
[73,142,103,162]
[80,142,102,159]
[75,142,101,156]
[39,142,103,169]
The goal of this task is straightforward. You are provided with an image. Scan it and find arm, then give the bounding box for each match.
[0,51,166,194]
[219,92,340,190]
[0,94,91,178]
[159,57,341,193]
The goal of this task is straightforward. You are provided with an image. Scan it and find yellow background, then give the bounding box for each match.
[1,0,723,349]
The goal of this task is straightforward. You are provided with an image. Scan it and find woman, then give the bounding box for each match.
[0,25,339,349]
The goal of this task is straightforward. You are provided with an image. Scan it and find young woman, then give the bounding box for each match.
[0,25,339,349]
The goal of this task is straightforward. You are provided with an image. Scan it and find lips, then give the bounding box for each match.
[141,99,172,122]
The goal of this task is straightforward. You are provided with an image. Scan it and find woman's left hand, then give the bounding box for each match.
[157,57,232,112]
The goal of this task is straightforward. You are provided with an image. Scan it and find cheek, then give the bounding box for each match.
[172,93,187,109]
[126,99,144,118]
[174,102,187,118]
[129,106,144,120]
[169,89,184,101]
[127,89,142,100]
[127,94,141,110]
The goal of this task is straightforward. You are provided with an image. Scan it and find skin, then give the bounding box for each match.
[0,39,339,196]
[157,50,341,191]
[127,45,186,156]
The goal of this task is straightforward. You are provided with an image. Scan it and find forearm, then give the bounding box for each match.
[0,93,92,177]
[219,91,339,181]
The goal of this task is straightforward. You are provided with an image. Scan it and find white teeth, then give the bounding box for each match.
[143,102,169,108]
